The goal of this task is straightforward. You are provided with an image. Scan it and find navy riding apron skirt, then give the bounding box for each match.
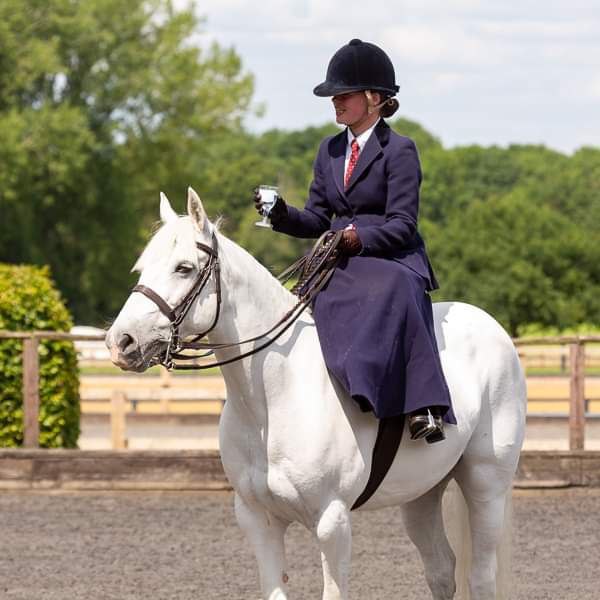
[311,254,456,423]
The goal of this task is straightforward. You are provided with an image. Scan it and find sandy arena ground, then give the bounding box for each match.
[1,488,599,599]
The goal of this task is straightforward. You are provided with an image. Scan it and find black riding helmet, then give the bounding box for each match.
[313,39,399,97]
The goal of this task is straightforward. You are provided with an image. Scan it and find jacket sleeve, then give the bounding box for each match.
[272,141,333,238]
[355,139,422,255]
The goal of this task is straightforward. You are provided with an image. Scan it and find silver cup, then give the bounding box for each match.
[255,185,279,228]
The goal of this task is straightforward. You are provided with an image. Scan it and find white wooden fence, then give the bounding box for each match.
[1,330,599,451]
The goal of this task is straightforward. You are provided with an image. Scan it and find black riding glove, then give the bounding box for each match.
[253,188,287,225]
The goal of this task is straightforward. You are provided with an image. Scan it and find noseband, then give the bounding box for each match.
[132,229,343,370]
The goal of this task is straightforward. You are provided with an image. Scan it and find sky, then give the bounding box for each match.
[190,0,600,154]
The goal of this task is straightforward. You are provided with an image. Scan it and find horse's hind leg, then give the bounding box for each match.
[400,479,456,600]
[315,499,352,600]
[455,376,524,599]
[234,493,290,600]
[455,464,512,600]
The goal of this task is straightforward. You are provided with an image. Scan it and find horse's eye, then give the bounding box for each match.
[175,263,194,275]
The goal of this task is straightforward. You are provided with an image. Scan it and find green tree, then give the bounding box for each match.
[189,123,340,271]
[428,191,600,335]
[0,0,254,324]
[391,117,443,154]
[557,146,600,228]
[417,143,571,225]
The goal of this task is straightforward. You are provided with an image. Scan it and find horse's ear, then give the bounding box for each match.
[160,192,178,224]
[187,187,211,236]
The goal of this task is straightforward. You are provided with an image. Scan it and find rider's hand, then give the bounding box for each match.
[253,188,287,224]
[338,227,362,256]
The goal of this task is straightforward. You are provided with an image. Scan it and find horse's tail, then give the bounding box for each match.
[443,480,512,600]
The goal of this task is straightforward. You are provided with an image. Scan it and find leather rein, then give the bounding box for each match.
[132,230,343,371]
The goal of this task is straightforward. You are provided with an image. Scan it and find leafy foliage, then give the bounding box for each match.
[0,0,255,324]
[0,265,79,447]
[0,1,598,338]
[427,191,600,336]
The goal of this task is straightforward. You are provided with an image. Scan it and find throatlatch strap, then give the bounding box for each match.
[351,414,405,511]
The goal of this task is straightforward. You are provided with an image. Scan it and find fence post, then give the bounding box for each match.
[159,366,171,414]
[23,336,40,448]
[569,342,585,451]
[111,390,128,449]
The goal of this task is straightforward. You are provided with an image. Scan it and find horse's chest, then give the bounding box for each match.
[227,450,306,518]
[220,419,310,522]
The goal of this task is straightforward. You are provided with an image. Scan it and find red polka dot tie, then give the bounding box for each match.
[345,139,360,188]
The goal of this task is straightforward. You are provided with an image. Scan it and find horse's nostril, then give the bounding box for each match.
[117,333,136,354]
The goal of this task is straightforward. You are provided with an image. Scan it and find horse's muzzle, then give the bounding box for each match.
[107,329,156,372]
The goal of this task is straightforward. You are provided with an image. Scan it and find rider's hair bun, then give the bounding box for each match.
[380,97,399,118]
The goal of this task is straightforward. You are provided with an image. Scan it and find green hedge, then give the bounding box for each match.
[0,264,80,447]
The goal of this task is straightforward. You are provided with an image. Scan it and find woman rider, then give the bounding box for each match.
[254,39,455,443]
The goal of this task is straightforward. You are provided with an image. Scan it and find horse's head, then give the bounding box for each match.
[106,187,219,372]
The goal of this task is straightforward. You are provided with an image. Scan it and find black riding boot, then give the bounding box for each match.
[408,406,445,444]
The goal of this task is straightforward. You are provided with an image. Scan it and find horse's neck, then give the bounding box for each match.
[207,235,299,420]
[212,235,296,341]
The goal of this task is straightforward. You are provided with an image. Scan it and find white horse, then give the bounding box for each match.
[106,188,526,600]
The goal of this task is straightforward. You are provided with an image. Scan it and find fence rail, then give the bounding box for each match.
[1,330,106,448]
[2,329,600,450]
[514,337,600,451]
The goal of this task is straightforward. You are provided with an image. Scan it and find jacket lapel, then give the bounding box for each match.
[329,130,350,204]
[345,119,389,192]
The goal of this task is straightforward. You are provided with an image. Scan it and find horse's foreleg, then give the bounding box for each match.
[400,480,456,600]
[315,499,352,600]
[234,493,289,600]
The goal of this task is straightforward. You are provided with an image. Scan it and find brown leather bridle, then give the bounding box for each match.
[132,231,221,369]
[132,230,343,370]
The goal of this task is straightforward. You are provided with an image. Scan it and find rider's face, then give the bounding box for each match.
[332,91,380,134]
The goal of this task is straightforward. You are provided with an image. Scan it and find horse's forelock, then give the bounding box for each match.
[131,215,220,273]
[213,215,224,232]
